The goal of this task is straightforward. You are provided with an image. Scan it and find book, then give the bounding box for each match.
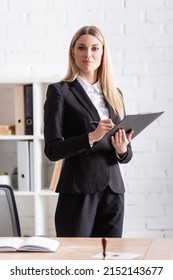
[17,141,30,191]
[92,111,164,152]
[49,160,63,191]
[24,84,33,135]
[0,236,60,252]
[29,141,34,192]
[14,85,25,135]
[14,84,33,135]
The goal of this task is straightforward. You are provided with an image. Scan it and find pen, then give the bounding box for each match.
[102,237,107,260]
[90,121,99,124]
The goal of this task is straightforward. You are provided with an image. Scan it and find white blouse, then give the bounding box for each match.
[77,76,109,120]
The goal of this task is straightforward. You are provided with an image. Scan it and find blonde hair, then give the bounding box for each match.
[62,26,125,119]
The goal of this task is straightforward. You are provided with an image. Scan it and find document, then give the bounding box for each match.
[0,236,60,252]
[92,111,164,152]
[93,251,141,260]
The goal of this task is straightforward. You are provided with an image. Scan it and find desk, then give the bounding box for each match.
[144,238,173,260]
[0,238,173,260]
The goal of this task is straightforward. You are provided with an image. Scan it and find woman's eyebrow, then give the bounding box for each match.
[77,43,101,46]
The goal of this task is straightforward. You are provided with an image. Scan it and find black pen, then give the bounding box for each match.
[90,121,99,124]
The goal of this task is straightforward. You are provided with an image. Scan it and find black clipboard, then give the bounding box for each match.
[92,111,164,152]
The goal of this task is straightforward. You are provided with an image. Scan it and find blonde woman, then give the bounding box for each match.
[44,26,133,237]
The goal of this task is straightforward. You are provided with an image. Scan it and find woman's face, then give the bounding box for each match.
[72,34,103,78]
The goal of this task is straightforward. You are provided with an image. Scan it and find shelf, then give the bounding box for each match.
[14,191,35,196]
[37,190,58,196]
[0,81,57,236]
[0,77,58,84]
[0,135,44,140]
[0,135,34,140]
[14,190,58,196]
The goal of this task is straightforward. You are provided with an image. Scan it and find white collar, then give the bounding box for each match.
[77,76,102,93]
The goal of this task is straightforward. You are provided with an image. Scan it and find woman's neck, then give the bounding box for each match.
[79,72,98,85]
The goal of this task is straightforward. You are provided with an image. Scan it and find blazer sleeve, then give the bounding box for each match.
[44,83,91,161]
[115,87,133,164]
[116,145,132,164]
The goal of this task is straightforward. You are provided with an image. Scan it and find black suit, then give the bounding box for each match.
[44,79,133,237]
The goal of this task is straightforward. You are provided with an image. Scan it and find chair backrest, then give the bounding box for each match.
[0,184,21,237]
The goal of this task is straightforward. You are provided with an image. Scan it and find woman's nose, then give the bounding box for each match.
[85,48,92,58]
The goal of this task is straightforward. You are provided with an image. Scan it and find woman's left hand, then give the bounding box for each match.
[111,129,134,157]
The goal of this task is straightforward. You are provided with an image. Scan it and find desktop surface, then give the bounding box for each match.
[0,237,173,260]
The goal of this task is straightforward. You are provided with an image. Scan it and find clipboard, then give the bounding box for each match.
[92,111,164,152]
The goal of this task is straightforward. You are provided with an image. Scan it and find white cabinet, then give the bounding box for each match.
[0,80,58,236]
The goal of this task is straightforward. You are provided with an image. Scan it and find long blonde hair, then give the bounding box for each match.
[62,26,125,119]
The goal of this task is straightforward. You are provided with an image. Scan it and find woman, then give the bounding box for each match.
[44,25,133,237]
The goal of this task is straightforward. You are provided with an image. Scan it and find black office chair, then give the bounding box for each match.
[0,184,21,237]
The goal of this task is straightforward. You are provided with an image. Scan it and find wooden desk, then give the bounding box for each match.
[145,238,173,259]
[0,238,172,260]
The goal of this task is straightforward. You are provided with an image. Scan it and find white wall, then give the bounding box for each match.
[0,0,173,237]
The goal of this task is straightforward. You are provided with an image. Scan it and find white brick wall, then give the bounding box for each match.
[0,0,173,237]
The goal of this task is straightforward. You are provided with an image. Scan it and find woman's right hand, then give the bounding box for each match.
[88,119,115,146]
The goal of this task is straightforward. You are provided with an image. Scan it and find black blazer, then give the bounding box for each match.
[44,79,132,194]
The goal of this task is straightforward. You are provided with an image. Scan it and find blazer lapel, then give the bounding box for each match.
[105,100,121,125]
[68,79,121,124]
[68,79,100,122]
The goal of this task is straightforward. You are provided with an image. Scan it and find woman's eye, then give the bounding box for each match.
[92,47,99,51]
[78,46,85,50]
[77,46,100,51]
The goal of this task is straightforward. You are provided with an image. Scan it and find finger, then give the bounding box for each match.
[115,130,120,144]
[121,129,127,142]
[111,135,115,145]
[100,119,112,124]
[127,130,134,142]
[101,119,115,127]
[99,123,114,131]
[118,129,124,142]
